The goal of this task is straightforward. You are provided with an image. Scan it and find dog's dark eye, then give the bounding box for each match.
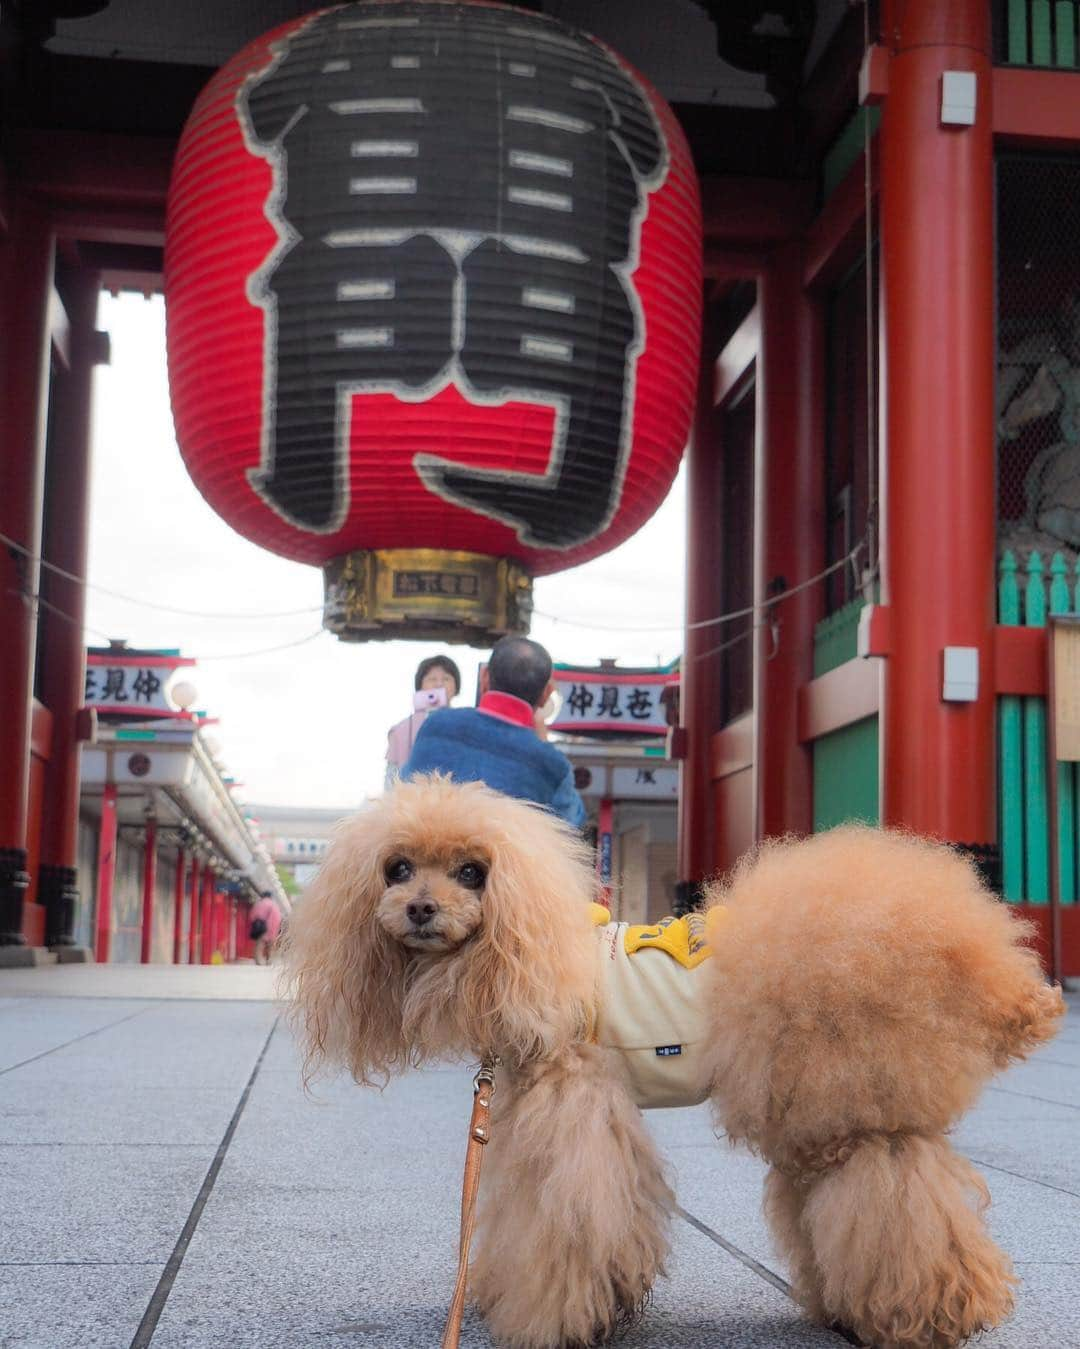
[385,858,413,884]
[456,861,487,891]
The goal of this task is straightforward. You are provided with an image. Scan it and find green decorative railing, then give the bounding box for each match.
[813,594,866,677]
[812,595,879,831]
[998,549,1079,904]
[1002,0,1080,67]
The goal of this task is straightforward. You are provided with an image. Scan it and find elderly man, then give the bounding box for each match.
[402,636,585,828]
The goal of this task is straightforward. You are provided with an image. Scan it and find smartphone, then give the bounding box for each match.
[413,686,449,711]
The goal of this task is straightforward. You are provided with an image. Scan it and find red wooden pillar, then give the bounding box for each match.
[210,889,223,961]
[94,783,118,963]
[200,868,214,965]
[140,817,157,964]
[678,322,725,888]
[38,267,104,952]
[0,194,54,949]
[877,0,996,844]
[228,897,238,963]
[187,856,201,964]
[754,243,825,838]
[172,848,186,964]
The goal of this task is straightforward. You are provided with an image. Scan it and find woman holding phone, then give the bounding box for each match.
[384,654,462,785]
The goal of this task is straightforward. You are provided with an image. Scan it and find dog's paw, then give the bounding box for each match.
[560,1286,651,1347]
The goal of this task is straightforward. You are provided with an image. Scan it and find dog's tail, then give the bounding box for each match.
[989,974,1064,1066]
[767,1133,1016,1349]
[701,825,1065,1153]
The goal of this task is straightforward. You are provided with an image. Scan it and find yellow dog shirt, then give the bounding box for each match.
[589,906,717,1111]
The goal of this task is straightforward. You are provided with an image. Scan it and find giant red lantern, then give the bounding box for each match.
[166,0,702,644]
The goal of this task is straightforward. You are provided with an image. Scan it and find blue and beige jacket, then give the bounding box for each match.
[590,906,719,1111]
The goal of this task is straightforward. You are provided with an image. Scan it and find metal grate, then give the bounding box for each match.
[996,155,1080,566]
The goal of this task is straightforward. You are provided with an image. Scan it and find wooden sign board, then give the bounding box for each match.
[1051,618,1080,762]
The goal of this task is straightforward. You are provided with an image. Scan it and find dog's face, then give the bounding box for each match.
[375,846,490,953]
[284,776,606,1079]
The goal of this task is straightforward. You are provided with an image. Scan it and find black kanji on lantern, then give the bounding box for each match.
[239,2,665,544]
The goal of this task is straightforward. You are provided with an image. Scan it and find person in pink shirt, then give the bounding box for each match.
[248,892,282,966]
[384,654,462,786]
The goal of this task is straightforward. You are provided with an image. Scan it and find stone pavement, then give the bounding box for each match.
[1,966,1077,1349]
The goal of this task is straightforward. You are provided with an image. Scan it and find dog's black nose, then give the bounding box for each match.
[407,900,438,926]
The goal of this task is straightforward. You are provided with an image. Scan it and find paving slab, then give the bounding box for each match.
[0,999,154,1074]
[3,1143,216,1264]
[0,1264,164,1349]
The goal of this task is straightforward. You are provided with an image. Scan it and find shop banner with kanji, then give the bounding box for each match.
[550,669,677,736]
[84,652,195,717]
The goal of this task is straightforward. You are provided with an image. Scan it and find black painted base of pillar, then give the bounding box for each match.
[0,847,30,947]
[673,878,708,917]
[39,863,80,948]
[953,842,1003,896]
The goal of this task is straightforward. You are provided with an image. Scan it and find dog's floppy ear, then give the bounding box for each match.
[434,796,601,1065]
[280,801,410,1086]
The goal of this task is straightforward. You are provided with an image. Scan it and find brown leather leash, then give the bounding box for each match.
[441,1055,498,1349]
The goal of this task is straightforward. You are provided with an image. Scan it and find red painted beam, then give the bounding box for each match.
[994,626,1048,696]
[13,131,174,210]
[993,68,1080,147]
[703,245,769,283]
[700,177,815,247]
[52,206,165,250]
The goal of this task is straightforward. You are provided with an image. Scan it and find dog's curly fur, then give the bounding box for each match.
[282,775,1065,1349]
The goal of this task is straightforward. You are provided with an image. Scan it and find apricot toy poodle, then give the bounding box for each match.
[282,775,1064,1349]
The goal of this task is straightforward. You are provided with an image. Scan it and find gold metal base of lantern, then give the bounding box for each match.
[323,548,534,646]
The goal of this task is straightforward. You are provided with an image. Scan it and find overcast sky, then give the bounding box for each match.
[84,292,687,809]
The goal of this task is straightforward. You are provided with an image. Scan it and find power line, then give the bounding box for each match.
[0,528,322,621]
[10,583,327,663]
[535,543,866,635]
